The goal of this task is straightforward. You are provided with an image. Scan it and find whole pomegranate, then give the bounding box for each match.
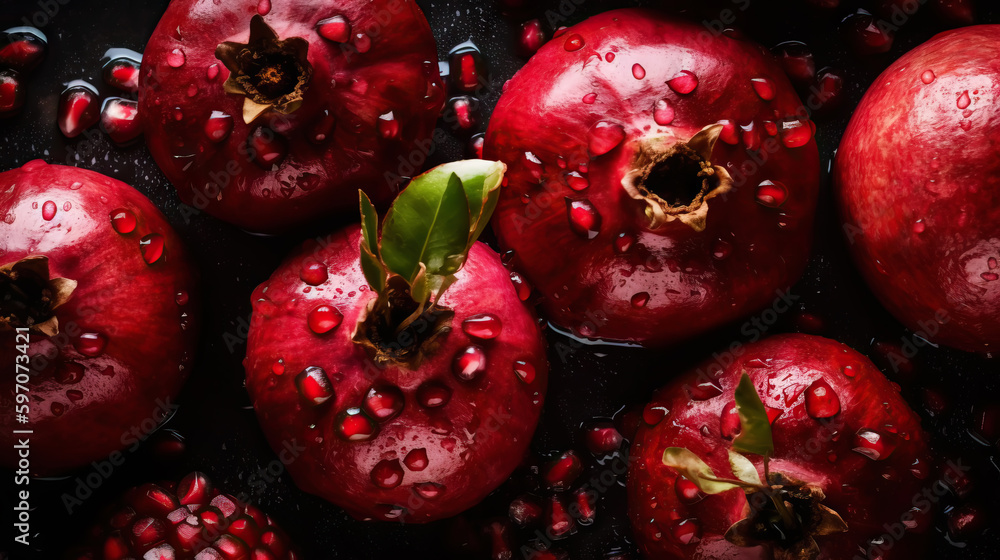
[139,0,445,233]
[68,472,298,559]
[629,334,933,560]
[834,25,1000,353]
[244,160,548,522]
[485,9,819,346]
[0,161,198,475]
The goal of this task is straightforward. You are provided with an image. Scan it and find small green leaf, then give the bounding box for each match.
[662,448,741,495]
[727,450,762,486]
[359,190,381,260]
[380,172,471,283]
[360,246,386,292]
[732,372,774,457]
[411,264,430,305]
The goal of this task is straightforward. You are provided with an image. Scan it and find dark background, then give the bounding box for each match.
[1,0,998,558]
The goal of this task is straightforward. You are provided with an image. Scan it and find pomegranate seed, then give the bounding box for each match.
[563,33,584,52]
[814,67,844,111]
[100,98,142,145]
[750,77,777,101]
[336,408,377,441]
[852,428,898,461]
[177,472,212,506]
[462,313,502,339]
[587,121,625,156]
[101,51,141,92]
[584,422,623,454]
[0,69,25,117]
[667,70,699,94]
[720,400,741,438]
[947,504,986,539]
[134,484,179,516]
[307,304,343,334]
[0,27,47,73]
[841,10,893,55]
[573,488,597,525]
[518,19,547,57]
[546,496,575,539]
[75,332,108,357]
[362,385,404,421]
[131,516,167,548]
[453,345,487,381]
[772,41,816,84]
[227,516,259,548]
[443,95,482,136]
[377,110,399,139]
[58,81,100,138]
[780,119,812,148]
[295,366,334,405]
[509,494,543,526]
[468,133,485,158]
[213,534,249,559]
[566,198,602,239]
[448,41,487,93]
[653,99,674,126]
[543,451,583,491]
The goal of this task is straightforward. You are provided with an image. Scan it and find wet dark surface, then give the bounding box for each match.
[1,0,998,558]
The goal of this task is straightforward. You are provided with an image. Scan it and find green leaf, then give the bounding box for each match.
[662,448,742,495]
[360,246,386,292]
[727,450,762,486]
[410,263,429,305]
[359,190,381,260]
[732,372,774,457]
[380,172,471,283]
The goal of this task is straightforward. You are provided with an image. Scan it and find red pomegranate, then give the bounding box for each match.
[0,161,198,475]
[244,160,548,522]
[69,472,298,559]
[834,25,1000,354]
[629,334,933,559]
[139,0,445,233]
[485,9,820,346]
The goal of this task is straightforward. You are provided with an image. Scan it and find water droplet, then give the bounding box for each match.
[842,365,856,377]
[566,198,602,239]
[377,111,399,139]
[308,305,343,334]
[51,402,66,416]
[982,272,999,282]
[139,233,165,264]
[755,180,788,208]
[75,332,107,357]
[614,233,634,253]
[667,70,698,94]
[957,90,971,109]
[513,360,536,384]
[509,271,531,301]
[166,48,185,68]
[912,219,925,234]
[62,201,71,212]
[369,459,404,489]
[631,292,649,308]
[295,366,334,406]
[780,119,812,148]
[643,403,668,426]
[256,0,271,16]
[718,120,739,145]
[363,385,404,421]
[203,111,233,143]
[564,171,589,191]
[674,476,705,504]
[206,64,219,80]
[653,99,674,125]
[563,34,584,51]
[687,380,723,401]
[582,92,597,104]
[403,448,428,471]
[669,518,702,545]
[805,379,840,418]
[41,200,56,220]
[336,408,377,441]
[852,429,897,460]
[271,359,284,376]
[632,63,646,80]
[462,313,502,339]
[414,482,444,499]
[920,69,935,84]
[417,382,451,408]
[316,15,351,42]
[453,345,487,381]
[751,77,776,100]
[587,121,625,156]
[523,151,543,179]
[720,401,740,438]
[55,361,85,384]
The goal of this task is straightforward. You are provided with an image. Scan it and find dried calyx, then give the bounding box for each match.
[622,124,734,232]
[351,160,506,369]
[215,15,313,124]
[0,255,77,336]
[663,373,848,560]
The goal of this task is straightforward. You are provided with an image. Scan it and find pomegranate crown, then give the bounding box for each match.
[352,160,507,368]
[663,373,848,560]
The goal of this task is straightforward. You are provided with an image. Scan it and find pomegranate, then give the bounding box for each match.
[0,161,198,475]
[485,9,820,346]
[834,25,1000,353]
[244,160,548,522]
[629,334,933,559]
[139,0,445,233]
[68,472,298,559]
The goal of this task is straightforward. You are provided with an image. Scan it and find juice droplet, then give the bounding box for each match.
[667,70,698,94]
[605,52,615,62]
[417,381,451,408]
[718,120,739,145]
[957,90,971,109]
[377,111,399,139]
[632,63,646,80]
[166,48,185,68]
[653,99,674,125]
[912,220,925,234]
[139,233,165,264]
[920,70,935,84]
[566,198,602,239]
[206,64,219,80]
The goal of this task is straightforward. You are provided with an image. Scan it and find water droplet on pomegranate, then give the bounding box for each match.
[139,233,165,264]
[166,48,185,68]
[417,381,451,408]
[842,365,856,377]
[523,151,543,180]
[805,379,840,418]
[669,518,702,545]
[631,292,649,308]
[336,408,377,441]
[755,180,788,208]
[110,208,137,234]
[563,34,584,51]
[720,401,740,438]
[674,476,705,504]
[614,233,635,253]
[300,261,328,285]
[204,111,233,143]
[462,313,502,340]
[718,119,739,145]
[295,366,334,405]
[270,359,284,376]
[206,63,219,80]
[853,429,897,460]
[453,345,487,381]
[957,90,971,109]
[370,459,404,489]
[566,198,602,239]
[513,360,536,384]
[667,70,698,94]
[509,271,531,301]
[363,385,404,422]
[100,97,142,145]
[653,99,674,125]
[643,403,668,426]
[249,127,287,168]
[56,361,85,384]
[403,448,428,471]
[316,15,351,42]
[565,171,589,190]
[582,92,597,104]
[58,81,99,138]
[377,111,400,139]
[256,0,271,16]
[75,332,107,357]
[308,305,343,334]
[921,70,936,84]
[41,200,56,220]
[588,121,626,156]
[751,77,776,100]
[780,119,812,148]
[632,63,646,79]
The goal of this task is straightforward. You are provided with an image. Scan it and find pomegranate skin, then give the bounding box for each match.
[0,161,198,475]
[139,0,445,233]
[244,226,548,522]
[834,26,1000,354]
[485,9,819,346]
[628,334,932,560]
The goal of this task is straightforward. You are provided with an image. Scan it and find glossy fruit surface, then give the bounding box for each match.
[629,334,932,559]
[139,0,445,233]
[834,25,1000,353]
[0,161,198,475]
[486,9,820,346]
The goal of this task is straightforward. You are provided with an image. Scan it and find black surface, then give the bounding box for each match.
[1,0,998,559]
